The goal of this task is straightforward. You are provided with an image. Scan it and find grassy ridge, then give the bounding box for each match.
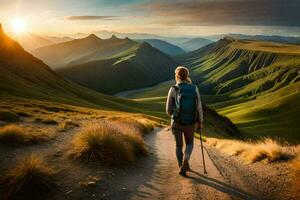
[217,82,300,142]
[177,37,300,143]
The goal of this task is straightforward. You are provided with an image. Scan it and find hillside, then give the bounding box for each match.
[179,37,300,142]
[183,37,300,95]
[136,39,185,56]
[0,24,167,117]
[57,42,178,94]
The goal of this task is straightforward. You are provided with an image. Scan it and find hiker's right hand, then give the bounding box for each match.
[197,122,203,130]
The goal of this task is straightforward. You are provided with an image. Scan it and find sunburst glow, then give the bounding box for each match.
[11,19,27,34]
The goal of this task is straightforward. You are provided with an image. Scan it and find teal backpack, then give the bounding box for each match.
[172,83,198,125]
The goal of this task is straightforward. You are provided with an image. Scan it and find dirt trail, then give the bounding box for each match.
[1,126,284,200]
[106,128,256,200]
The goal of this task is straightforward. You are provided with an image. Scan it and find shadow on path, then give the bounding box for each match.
[189,170,257,200]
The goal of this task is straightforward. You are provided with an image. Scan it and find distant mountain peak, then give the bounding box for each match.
[140,42,152,48]
[111,35,119,40]
[86,34,100,40]
[222,36,237,42]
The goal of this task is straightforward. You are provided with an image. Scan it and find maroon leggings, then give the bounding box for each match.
[172,122,196,167]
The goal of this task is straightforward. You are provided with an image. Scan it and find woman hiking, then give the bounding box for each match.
[166,66,203,177]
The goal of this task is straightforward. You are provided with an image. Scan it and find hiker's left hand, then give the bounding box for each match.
[197,122,203,130]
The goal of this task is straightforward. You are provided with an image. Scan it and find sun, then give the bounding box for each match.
[11,19,27,34]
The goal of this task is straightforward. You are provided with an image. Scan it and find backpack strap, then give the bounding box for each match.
[171,85,180,112]
[172,85,179,92]
[171,85,179,103]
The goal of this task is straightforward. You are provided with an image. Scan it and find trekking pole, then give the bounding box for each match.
[198,129,207,174]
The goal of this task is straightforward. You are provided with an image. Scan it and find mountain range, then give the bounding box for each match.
[31,34,178,94]
[67,30,214,52]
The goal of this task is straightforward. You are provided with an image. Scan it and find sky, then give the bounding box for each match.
[0,0,300,37]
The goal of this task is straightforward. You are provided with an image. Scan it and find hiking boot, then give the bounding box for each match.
[179,169,186,177]
[179,159,189,177]
[181,158,190,172]
[186,161,191,171]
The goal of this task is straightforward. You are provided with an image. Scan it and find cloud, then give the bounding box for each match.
[66,15,119,21]
[130,0,300,27]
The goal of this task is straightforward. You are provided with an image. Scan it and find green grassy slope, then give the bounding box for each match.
[183,37,300,95]
[57,42,178,94]
[124,80,173,99]
[177,37,300,143]
[217,82,300,142]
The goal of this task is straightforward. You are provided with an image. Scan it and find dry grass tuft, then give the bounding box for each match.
[0,125,27,144]
[2,154,56,200]
[0,124,53,145]
[108,117,157,134]
[71,120,147,165]
[206,137,293,163]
